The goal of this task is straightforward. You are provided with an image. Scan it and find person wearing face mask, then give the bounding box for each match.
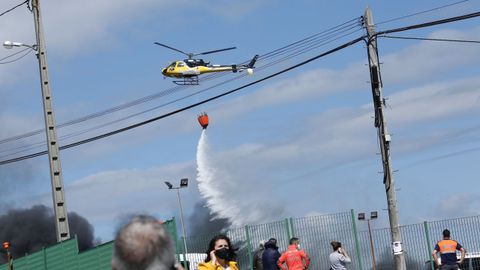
[198,234,239,270]
[278,237,310,270]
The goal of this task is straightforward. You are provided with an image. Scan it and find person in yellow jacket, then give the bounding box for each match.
[198,234,239,270]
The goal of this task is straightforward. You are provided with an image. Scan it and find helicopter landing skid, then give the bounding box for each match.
[173,76,199,85]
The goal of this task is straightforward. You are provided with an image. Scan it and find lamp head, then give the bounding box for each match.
[370,211,378,219]
[358,213,365,220]
[164,181,173,189]
[180,178,188,188]
[3,41,23,49]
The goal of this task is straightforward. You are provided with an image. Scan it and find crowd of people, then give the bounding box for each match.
[111,215,465,270]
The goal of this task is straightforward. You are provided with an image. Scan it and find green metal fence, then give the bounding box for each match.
[0,218,178,270]
[181,212,480,270]
[2,213,479,270]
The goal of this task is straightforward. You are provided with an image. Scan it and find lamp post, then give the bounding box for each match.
[3,0,70,244]
[358,211,378,270]
[165,178,189,259]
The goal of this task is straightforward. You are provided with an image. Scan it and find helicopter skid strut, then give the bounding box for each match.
[173,76,199,85]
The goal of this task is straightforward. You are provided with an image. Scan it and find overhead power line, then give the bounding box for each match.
[2,9,480,164]
[381,35,480,44]
[0,36,365,166]
[375,11,480,37]
[0,17,363,146]
[0,47,34,64]
[0,0,28,17]
[376,0,469,25]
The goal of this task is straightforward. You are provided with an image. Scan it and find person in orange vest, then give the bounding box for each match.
[277,237,310,270]
[432,229,465,270]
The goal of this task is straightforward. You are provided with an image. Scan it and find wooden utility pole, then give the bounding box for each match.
[32,0,70,241]
[364,7,406,270]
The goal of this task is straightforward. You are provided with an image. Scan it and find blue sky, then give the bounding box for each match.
[0,0,479,241]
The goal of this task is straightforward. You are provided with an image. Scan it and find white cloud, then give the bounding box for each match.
[381,27,480,84]
[435,193,480,218]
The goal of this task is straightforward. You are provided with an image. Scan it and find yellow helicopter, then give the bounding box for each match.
[155,42,259,85]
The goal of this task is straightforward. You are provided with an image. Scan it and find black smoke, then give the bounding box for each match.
[188,201,231,235]
[0,205,94,264]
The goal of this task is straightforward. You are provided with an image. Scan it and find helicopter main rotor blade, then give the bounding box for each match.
[154,42,190,57]
[195,47,237,56]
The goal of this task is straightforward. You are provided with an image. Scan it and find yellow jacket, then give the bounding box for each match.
[198,260,239,270]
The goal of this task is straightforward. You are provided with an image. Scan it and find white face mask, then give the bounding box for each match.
[297,244,301,249]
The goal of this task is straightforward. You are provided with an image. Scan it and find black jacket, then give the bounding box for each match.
[262,241,280,270]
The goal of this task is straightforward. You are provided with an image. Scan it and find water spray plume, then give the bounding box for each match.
[196,130,241,227]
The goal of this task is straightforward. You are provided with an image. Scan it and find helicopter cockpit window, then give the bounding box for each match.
[177,62,185,67]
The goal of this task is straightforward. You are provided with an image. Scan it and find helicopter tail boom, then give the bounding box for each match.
[247,54,259,68]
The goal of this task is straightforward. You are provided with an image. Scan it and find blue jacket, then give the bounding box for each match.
[262,241,280,270]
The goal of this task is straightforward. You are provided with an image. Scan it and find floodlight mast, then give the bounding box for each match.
[32,0,70,242]
[364,7,406,270]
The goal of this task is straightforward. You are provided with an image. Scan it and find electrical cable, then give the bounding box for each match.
[374,11,480,37]
[376,0,469,25]
[0,36,366,165]
[4,10,479,158]
[0,0,28,17]
[0,47,34,64]
[0,17,363,146]
[381,35,480,44]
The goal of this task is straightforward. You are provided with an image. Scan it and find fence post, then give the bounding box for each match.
[289,218,295,238]
[424,221,435,270]
[43,246,47,270]
[284,218,292,240]
[245,225,254,270]
[171,216,181,264]
[351,209,364,270]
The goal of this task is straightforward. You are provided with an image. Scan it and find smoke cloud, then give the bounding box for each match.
[188,201,231,236]
[0,205,95,264]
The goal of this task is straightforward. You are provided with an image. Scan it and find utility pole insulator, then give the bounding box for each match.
[364,7,407,270]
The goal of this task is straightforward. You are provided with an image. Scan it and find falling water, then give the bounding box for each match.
[196,130,241,227]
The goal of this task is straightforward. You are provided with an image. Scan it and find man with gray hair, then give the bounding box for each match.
[112,215,181,270]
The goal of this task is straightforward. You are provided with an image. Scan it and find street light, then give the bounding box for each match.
[3,41,36,50]
[358,211,378,270]
[165,178,189,259]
